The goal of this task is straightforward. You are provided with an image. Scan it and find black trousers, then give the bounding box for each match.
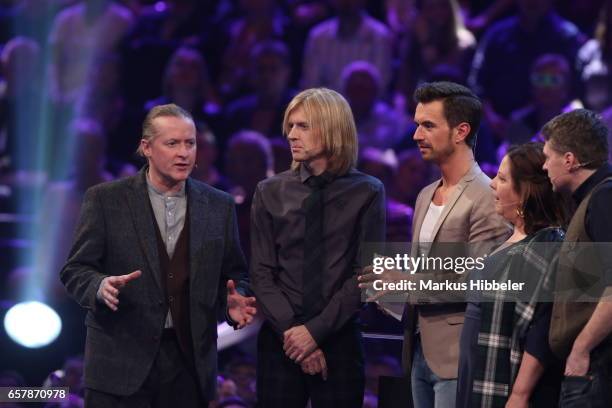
[85,329,205,408]
[559,345,611,408]
[256,320,365,408]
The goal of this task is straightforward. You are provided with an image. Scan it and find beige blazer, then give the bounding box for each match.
[402,162,511,379]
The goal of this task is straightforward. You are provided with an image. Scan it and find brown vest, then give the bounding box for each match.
[549,176,612,359]
[153,212,193,361]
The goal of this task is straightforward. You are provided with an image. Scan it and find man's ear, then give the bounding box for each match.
[454,122,471,144]
[140,139,150,157]
[563,151,576,170]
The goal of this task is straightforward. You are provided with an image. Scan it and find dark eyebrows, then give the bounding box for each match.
[415,119,436,127]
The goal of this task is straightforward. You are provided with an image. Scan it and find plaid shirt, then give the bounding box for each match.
[472,227,564,407]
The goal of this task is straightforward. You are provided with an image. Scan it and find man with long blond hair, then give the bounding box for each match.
[251,88,386,407]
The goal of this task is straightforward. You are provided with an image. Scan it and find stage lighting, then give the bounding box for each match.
[3,301,62,348]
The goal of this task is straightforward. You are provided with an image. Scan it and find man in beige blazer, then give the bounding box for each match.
[405,82,510,408]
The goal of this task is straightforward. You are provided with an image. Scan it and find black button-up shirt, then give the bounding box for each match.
[250,164,386,344]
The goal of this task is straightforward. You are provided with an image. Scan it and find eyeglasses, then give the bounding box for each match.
[530,73,566,88]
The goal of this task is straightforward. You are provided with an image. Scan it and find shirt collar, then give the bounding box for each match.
[572,163,612,205]
[298,163,335,185]
[146,170,186,198]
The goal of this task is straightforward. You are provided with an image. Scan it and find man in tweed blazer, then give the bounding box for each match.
[61,104,256,407]
[404,82,510,408]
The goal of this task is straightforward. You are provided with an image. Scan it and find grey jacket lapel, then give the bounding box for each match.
[126,169,163,293]
[429,163,481,243]
[411,163,482,257]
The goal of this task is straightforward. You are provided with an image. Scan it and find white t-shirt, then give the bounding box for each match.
[418,202,445,256]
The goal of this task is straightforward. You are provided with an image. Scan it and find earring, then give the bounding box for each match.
[516,207,525,219]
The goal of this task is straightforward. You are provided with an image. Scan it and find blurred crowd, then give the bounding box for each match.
[4,0,612,252]
[2,0,612,406]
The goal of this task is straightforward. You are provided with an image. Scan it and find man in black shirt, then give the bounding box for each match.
[251,87,386,407]
[542,109,612,405]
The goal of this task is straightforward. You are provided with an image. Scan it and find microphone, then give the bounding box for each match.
[548,160,600,184]
[570,160,599,170]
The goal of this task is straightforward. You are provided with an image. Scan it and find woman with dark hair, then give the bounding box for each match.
[457,142,569,408]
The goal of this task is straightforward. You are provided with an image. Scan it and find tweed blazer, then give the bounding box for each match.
[60,168,249,401]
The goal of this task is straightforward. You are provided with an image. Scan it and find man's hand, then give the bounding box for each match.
[227,280,257,329]
[300,348,328,380]
[283,325,317,362]
[98,270,142,311]
[565,345,590,377]
[358,264,409,302]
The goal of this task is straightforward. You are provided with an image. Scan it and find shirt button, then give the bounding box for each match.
[169,296,174,302]
[168,273,174,279]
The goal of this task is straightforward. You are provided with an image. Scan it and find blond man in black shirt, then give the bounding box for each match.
[251,88,386,407]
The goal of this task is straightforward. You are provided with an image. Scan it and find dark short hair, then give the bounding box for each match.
[507,142,569,234]
[414,81,482,147]
[541,109,609,169]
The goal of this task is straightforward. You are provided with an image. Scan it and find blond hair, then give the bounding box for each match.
[282,88,358,175]
[137,103,194,157]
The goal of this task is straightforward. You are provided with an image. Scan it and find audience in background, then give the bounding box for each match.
[0,36,41,173]
[393,148,435,208]
[36,118,113,302]
[48,0,133,105]
[397,0,475,112]
[359,147,413,242]
[505,54,574,145]
[469,0,585,139]
[581,64,612,113]
[301,0,392,91]
[77,52,142,169]
[145,46,219,127]
[341,60,408,150]
[2,0,612,405]
[218,0,289,101]
[223,40,296,141]
[191,122,230,191]
[225,130,274,260]
[223,357,257,407]
[121,0,213,106]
